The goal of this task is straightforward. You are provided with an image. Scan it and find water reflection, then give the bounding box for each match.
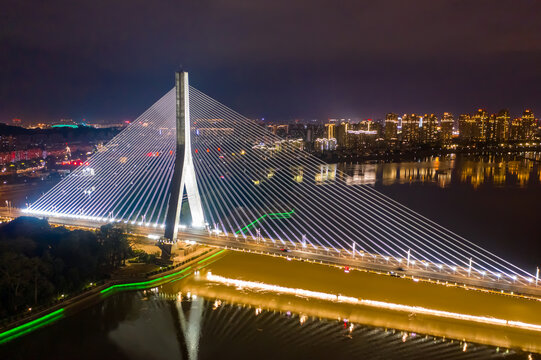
[153,288,517,360]
[0,282,534,360]
[338,153,541,188]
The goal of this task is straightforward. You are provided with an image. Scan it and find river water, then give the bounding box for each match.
[338,153,541,271]
[1,153,540,360]
[0,289,526,360]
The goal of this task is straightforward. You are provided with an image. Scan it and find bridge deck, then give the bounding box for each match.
[3,207,540,297]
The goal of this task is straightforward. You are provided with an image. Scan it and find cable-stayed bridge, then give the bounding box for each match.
[23,72,540,293]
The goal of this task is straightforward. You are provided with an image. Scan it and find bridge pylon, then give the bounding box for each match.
[164,71,205,242]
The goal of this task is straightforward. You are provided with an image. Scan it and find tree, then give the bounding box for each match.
[0,218,133,318]
[97,224,131,269]
[29,257,53,305]
[0,252,33,315]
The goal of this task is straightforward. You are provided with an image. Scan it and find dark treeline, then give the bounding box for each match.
[0,217,131,318]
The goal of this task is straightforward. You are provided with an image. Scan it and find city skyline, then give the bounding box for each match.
[3,106,539,128]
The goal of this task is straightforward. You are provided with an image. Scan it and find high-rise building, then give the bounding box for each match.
[347,120,379,150]
[471,108,489,141]
[336,122,350,149]
[508,110,537,141]
[314,138,337,151]
[325,123,336,140]
[401,114,420,144]
[440,112,454,144]
[486,114,497,142]
[521,109,536,140]
[509,117,521,140]
[384,113,398,141]
[458,114,474,141]
[420,114,438,144]
[494,109,510,142]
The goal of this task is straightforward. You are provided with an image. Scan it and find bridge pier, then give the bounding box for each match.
[157,237,200,264]
[157,239,174,264]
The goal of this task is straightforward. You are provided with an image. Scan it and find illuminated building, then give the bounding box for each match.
[486,114,497,142]
[347,120,379,149]
[440,112,454,144]
[325,123,336,140]
[314,138,337,151]
[521,109,536,140]
[267,125,289,137]
[485,110,509,143]
[420,114,438,144]
[384,113,398,141]
[401,114,420,144]
[336,122,350,149]
[459,110,489,142]
[494,109,510,142]
[508,110,536,141]
[458,114,474,141]
[509,117,521,140]
[471,109,489,141]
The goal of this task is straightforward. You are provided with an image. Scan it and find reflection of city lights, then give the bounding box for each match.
[342,156,538,189]
[206,272,541,332]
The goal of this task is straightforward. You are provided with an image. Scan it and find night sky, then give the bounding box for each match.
[2,0,541,123]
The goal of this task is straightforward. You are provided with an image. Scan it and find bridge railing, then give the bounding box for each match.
[190,230,540,296]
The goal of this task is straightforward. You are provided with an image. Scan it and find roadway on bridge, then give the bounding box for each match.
[3,207,540,297]
[179,231,541,297]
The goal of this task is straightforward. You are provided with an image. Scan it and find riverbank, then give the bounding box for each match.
[0,247,223,344]
[314,146,541,163]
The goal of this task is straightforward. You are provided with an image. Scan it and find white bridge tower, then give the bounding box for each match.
[164,71,205,241]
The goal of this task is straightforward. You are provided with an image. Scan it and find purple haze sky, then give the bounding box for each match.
[1,0,541,123]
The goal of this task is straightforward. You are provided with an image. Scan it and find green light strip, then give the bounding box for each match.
[0,308,65,343]
[100,266,192,294]
[198,257,223,271]
[167,272,193,285]
[235,214,268,234]
[197,249,226,264]
[268,210,295,219]
[0,314,64,345]
[100,249,228,294]
[0,250,228,345]
[235,210,294,234]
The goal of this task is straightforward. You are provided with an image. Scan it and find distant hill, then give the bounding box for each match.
[0,123,121,147]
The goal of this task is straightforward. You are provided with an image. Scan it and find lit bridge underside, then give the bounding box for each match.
[23,79,539,293]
